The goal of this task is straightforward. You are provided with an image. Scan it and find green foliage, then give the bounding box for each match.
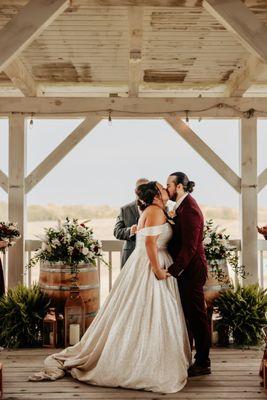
[203,219,247,282]
[0,284,50,348]
[215,284,267,346]
[28,218,106,275]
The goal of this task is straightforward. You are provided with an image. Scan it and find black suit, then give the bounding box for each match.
[113,201,140,268]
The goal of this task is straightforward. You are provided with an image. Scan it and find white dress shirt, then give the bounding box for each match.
[174,192,188,211]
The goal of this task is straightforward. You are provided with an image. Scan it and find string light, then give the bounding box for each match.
[185,110,189,123]
[29,113,34,129]
[108,109,112,126]
[7,103,260,119]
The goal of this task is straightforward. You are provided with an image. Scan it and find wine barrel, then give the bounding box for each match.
[204,260,230,307]
[39,262,100,329]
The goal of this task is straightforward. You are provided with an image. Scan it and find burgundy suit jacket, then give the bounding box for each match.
[168,194,208,285]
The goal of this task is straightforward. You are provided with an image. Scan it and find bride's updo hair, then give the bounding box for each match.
[135,181,160,211]
[170,172,195,193]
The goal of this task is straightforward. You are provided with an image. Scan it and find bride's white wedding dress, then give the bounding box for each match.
[30,223,191,393]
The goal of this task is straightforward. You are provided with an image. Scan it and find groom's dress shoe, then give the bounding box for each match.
[188,363,211,377]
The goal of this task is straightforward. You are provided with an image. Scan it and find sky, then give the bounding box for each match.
[0,117,267,209]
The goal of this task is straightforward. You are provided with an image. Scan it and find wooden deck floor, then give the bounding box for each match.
[0,347,266,399]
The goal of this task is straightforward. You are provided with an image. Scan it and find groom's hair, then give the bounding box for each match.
[170,172,195,193]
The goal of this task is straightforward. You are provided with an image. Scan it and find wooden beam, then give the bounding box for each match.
[8,114,26,288]
[70,0,202,5]
[204,0,267,63]
[128,7,143,97]
[224,56,267,97]
[0,97,267,118]
[258,168,267,193]
[4,58,38,97]
[25,117,101,193]
[239,117,258,285]
[165,115,241,193]
[0,0,69,72]
[0,170,8,193]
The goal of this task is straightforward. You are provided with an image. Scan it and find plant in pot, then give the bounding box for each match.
[0,284,50,348]
[28,218,107,329]
[215,284,267,347]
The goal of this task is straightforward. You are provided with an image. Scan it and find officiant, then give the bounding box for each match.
[114,178,148,268]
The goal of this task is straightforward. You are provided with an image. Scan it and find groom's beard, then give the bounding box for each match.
[171,193,178,202]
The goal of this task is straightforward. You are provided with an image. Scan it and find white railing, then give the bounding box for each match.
[1,239,267,301]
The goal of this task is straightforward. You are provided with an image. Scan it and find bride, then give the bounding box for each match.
[30,181,191,393]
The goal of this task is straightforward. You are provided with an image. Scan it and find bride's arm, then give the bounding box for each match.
[145,236,168,280]
[144,207,170,280]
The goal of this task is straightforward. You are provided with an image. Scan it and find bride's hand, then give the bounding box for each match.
[154,268,171,280]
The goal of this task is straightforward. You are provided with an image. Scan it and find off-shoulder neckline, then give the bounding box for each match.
[136,222,168,234]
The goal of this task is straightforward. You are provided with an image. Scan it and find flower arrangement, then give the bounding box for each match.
[28,218,106,275]
[203,219,246,283]
[0,221,21,253]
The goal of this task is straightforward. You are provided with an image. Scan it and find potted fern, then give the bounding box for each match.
[215,284,267,347]
[0,284,50,348]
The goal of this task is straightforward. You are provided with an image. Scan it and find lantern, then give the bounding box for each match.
[64,289,85,347]
[43,308,57,348]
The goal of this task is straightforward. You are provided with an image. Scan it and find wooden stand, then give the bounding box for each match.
[263,360,267,390]
[0,363,3,399]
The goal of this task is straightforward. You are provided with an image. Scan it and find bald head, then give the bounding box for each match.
[136,178,149,188]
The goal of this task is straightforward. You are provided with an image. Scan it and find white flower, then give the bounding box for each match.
[204,237,212,245]
[41,242,48,250]
[82,247,89,255]
[52,239,61,247]
[68,246,74,254]
[77,225,86,234]
[75,241,84,248]
[35,248,43,256]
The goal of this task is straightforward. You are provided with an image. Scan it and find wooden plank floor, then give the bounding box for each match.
[0,347,266,399]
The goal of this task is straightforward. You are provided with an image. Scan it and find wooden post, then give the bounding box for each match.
[8,114,26,288]
[239,117,258,285]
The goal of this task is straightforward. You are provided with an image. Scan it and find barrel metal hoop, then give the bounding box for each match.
[40,283,99,291]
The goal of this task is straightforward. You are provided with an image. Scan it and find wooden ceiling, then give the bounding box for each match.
[1,0,267,97]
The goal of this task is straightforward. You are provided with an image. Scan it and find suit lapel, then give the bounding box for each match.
[130,202,139,222]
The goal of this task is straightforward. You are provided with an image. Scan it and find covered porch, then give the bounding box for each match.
[1,347,265,399]
[0,1,267,398]
[0,1,267,288]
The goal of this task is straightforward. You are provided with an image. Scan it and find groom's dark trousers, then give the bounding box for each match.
[168,194,210,366]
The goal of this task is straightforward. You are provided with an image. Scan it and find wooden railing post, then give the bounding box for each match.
[8,114,27,288]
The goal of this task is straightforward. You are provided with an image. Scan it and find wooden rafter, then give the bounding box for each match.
[25,117,101,193]
[203,0,267,96]
[0,97,267,118]
[4,58,38,97]
[165,115,241,193]
[0,0,69,72]
[258,168,267,193]
[128,7,143,98]
[223,56,267,97]
[0,170,8,193]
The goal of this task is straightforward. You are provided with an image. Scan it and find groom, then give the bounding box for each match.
[166,172,211,377]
